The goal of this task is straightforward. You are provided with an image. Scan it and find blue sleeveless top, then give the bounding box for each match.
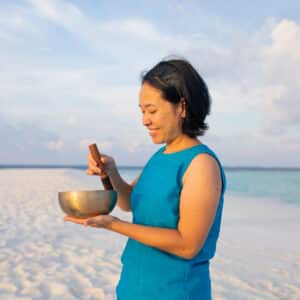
[116,144,226,300]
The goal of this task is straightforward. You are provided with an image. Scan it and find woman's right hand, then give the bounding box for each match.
[86,153,116,177]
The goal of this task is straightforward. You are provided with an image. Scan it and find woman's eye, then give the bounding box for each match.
[141,110,156,114]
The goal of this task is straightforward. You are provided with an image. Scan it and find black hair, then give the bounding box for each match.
[141,57,211,137]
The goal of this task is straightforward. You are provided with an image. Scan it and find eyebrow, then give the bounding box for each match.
[138,104,156,108]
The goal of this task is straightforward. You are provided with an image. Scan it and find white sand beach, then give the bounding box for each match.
[0,169,299,300]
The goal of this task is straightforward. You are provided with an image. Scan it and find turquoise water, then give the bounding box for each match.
[118,167,300,205]
[225,168,300,204]
[1,165,299,204]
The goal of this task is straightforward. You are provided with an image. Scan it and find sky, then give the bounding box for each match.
[1,0,300,167]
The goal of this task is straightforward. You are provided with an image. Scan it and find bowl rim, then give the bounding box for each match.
[58,189,117,195]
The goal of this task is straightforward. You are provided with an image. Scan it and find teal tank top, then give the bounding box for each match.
[116,143,226,300]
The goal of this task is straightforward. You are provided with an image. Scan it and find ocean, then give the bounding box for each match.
[119,167,300,205]
[1,165,299,204]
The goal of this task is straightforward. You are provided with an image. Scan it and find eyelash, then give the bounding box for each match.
[141,111,157,114]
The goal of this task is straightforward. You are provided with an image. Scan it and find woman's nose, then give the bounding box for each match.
[143,114,151,126]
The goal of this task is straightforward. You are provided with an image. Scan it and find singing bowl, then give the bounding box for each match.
[58,190,117,218]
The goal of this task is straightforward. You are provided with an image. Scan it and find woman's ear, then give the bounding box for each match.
[179,98,186,119]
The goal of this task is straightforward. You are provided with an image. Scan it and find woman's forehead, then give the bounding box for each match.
[139,98,168,109]
[139,83,165,107]
[140,83,160,96]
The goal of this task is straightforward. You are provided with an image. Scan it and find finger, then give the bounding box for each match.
[88,156,102,169]
[86,168,100,175]
[64,215,86,225]
[86,169,94,175]
[85,216,104,227]
[84,217,97,226]
[93,166,102,174]
[88,154,98,167]
[89,165,102,174]
[83,219,91,226]
[64,215,73,222]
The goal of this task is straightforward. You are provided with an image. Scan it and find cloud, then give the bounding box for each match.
[184,18,300,138]
[0,3,37,44]
[100,18,167,42]
[268,19,300,60]
[0,12,29,32]
[27,0,173,57]
[203,132,300,167]
[47,139,64,151]
[28,0,83,29]
[27,0,193,66]
[0,116,64,164]
[1,1,300,166]
[66,115,77,126]
[259,19,300,130]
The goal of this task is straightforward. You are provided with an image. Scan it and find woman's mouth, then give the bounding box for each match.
[149,129,159,136]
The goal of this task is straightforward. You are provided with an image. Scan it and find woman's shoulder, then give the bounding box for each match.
[182,152,221,183]
[182,144,226,192]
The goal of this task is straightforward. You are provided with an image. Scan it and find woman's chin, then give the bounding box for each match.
[150,136,163,144]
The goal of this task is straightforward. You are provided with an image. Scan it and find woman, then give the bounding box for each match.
[65,58,226,300]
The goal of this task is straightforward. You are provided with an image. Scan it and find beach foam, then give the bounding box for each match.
[0,169,299,299]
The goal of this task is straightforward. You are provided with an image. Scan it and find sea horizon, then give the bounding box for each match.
[2,164,299,204]
[1,164,300,171]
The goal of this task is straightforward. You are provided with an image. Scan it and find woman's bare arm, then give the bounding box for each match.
[109,169,140,212]
[106,154,222,259]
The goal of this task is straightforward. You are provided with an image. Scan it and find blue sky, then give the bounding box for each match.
[1,0,300,167]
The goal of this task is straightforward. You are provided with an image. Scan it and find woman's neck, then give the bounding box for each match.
[164,135,200,153]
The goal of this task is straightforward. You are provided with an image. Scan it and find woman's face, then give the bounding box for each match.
[139,82,185,144]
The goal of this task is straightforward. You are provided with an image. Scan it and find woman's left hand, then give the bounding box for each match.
[64,214,118,229]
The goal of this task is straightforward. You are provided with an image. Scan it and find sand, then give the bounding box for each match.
[0,169,299,300]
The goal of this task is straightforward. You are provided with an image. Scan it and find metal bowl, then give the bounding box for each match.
[58,190,117,218]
